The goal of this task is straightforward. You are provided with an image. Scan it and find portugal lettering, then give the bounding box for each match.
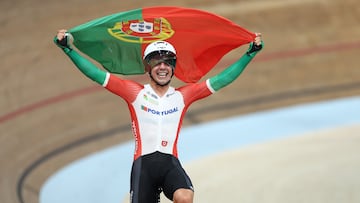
[141,105,178,116]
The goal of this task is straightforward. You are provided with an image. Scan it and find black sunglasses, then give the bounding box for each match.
[145,51,176,68]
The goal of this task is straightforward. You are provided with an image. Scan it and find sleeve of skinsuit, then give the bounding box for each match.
[54,37,107,86]
[54,36,143,103]
[208,41,263,92]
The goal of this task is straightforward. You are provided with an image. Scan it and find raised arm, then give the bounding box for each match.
[54,29,107,86]
[208,33,263,92]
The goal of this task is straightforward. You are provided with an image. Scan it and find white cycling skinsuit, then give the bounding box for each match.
[103,74,213,160]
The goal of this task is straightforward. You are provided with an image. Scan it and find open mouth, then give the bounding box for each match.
[157,72,168,78]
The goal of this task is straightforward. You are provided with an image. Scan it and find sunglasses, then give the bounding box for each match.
[147,57,176,68]
[144,51,177,68]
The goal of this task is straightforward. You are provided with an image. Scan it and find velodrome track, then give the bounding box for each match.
[1,0,360,203]
[40,97,360,203]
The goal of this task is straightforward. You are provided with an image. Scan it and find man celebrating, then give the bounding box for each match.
[55,29,262,203]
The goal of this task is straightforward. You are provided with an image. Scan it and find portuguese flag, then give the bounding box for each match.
[69,6,256,83]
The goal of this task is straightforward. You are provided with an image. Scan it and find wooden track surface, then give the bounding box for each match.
[1,0,360,202]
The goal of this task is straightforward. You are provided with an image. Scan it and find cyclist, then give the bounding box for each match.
[55,29,263,203]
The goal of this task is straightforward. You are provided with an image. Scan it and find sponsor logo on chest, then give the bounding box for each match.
[143,93,159,105]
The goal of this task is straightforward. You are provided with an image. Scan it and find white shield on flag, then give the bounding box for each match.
[130,21,153,33]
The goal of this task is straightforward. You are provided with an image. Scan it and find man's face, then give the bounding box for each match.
[150,62,173,86]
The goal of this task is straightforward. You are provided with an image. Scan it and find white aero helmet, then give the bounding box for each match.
[143,41,176,59]
[143,41,177,72]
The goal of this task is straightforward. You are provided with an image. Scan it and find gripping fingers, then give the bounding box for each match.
[54,29,72,51]
[246,33,263,55]
[57,29,67,41]
[254,33,262,46]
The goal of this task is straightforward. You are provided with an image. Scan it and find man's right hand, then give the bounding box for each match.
[56,29,67,41]
[54,29,72,50]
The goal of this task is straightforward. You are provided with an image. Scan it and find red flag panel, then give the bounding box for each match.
[142,7,256,82]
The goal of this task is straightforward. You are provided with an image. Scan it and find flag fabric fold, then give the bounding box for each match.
[69,6,256,83]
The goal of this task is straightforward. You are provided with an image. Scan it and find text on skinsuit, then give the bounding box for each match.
[132,120,139,155]
[141,105,179,116]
